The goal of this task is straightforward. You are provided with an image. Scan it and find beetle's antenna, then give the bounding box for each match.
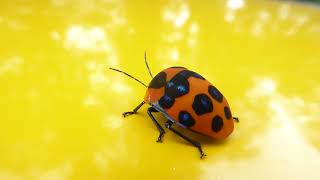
[109,68,148,88]
[144,51,153,78]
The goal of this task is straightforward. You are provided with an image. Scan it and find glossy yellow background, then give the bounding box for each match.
[1,0,320,179]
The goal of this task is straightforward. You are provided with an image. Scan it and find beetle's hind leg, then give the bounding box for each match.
[165,121,206,159]
[147,107,165,142]
[123,101,145,117]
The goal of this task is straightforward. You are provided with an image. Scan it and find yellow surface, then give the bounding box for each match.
[1,0,320,179]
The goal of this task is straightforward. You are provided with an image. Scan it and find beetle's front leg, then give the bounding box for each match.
[147,107,165,142]
[123,101,145,117]
[233,117,239,123]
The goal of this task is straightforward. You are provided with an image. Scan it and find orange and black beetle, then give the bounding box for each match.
[110,53,239,158]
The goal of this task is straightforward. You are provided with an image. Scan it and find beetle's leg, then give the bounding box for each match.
[233,117,239,123]
[165,121,206,159]
[123,101,145,117]
[147,107,165,142]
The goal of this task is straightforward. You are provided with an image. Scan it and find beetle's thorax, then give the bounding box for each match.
[144,67,186,103]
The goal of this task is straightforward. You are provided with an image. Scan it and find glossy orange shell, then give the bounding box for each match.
[144,67,234,139]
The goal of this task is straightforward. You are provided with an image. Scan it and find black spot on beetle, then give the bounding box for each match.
[179,70,205,80]
[149,72,167,89]
[178,111,195,128]
[192,94,213,115]
[159,95,175,109]
[165,75,189,98]
[224,106,232,120]
[208,85,223,103]
[212,115,224,132]
[190,71,205,80]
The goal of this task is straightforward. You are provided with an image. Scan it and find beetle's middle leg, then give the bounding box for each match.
[147,107,165,142]
[123,101,145,117]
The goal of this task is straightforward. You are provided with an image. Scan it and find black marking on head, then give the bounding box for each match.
[159,95,175,109]
[165,75,189,98]
[212,115,224,132]
[178,111,195,128]
[208,85,223,103]
[149,72,167,89]
[192,94,213,115]
[179,70,205,80]
[224,106,232,120]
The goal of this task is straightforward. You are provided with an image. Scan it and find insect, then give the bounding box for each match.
[109,53,239,158]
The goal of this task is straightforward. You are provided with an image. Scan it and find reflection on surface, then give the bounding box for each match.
[64,26,110,52]
[163,1,190,28]
[0,0,320,179]
[0,56,24,75]
[227,0,245,10]
[201,77,320,180]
